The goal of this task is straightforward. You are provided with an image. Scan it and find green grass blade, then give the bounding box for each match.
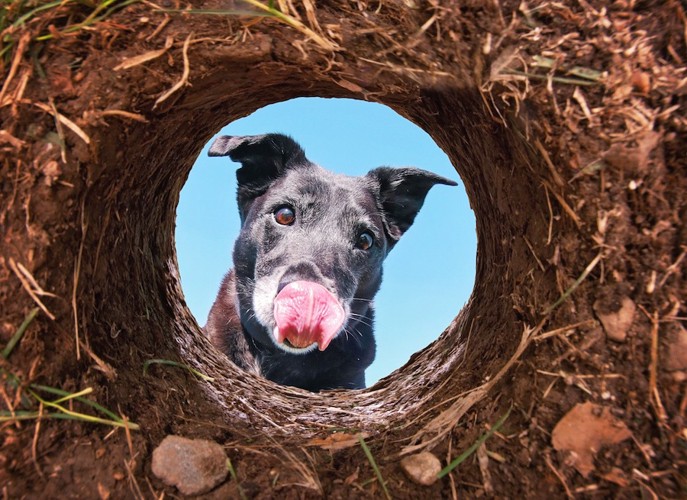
[0,410,67,421]
[29,388,139,430]
[29,384,132,424]
[48,387,93,404]
[0,44,13,59]
[0,410,40,421]
[143,359,214,381]
[543,252,603,315]
[227,458,248,500]
[157,8,274,18]
[437,406,512,479]
[1,307,39,359]
[0,410,111,422]
[358,436,391,500]
[1,403,139,429]
[35,0,141,41]
[6,0,64,31]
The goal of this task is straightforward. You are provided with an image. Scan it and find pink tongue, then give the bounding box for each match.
[273,281,345,351]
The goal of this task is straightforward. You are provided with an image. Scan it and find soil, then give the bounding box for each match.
[1,0,686,498]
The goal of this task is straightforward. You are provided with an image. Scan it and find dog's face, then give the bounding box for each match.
[209,134,456,355]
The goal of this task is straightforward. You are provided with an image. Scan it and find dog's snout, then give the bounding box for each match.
[277,261,328,293]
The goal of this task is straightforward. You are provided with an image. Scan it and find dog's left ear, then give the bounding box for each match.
[208,134,309,220]
[367,167,458,244]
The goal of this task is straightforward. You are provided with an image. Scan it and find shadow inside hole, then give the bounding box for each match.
[175,97,476,385]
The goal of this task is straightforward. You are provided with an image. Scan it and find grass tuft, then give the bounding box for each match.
[1,0,139,63]
[159,2,338,51]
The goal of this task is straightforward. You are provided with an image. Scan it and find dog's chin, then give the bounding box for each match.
[270,327,321,354]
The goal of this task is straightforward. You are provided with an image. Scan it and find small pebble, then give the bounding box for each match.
[665,324,687,371]
[594,296,635,342]
[400,451,442,486]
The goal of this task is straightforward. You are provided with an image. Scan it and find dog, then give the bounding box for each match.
[204,133,456,391]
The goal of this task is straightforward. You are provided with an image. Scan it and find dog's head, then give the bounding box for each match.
[209,133,456,355]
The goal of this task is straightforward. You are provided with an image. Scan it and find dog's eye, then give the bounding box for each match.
[356,231,374,251]
[274,206,295,225]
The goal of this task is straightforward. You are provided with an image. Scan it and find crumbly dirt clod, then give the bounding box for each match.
[0,1,685,498]
[151,435,228,496]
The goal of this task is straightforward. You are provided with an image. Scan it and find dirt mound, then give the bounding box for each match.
[1,1,685,497]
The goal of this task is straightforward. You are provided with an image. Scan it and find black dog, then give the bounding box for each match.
[204,134,456,391]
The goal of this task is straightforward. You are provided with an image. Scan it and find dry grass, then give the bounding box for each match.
[1,0,140,64]
[8,258,56,320]
[159,2,339,52]
[1,0,685,496]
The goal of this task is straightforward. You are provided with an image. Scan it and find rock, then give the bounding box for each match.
[151,435,228,496]
[400,451,442,485]
[594,295,635,342]
[664,324,687,371]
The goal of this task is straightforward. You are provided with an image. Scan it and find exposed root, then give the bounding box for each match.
[98,109,149,123]
[638,305,668,424]
[114,36,174,70]
[31,402,44,479]
[154,33,192,108]
[544,452,573,499]
[32,101,91,146]
[0,32,30,106]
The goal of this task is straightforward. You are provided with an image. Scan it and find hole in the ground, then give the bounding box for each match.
[175,97,476,387]
[118,82,533,432]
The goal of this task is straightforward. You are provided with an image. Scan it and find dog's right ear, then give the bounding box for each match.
[208,134,309,221]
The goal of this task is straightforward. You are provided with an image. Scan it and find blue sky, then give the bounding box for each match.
[175,97,476,385]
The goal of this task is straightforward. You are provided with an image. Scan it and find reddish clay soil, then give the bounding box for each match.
[1,1,686,498]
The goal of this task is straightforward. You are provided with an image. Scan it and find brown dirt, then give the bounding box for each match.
[1,0,686,498]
